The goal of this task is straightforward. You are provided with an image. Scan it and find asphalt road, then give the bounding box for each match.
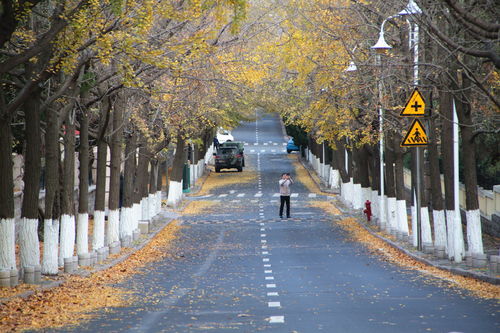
[64,112,498,332]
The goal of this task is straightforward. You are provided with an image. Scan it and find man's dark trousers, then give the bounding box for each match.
[279,195,290,218]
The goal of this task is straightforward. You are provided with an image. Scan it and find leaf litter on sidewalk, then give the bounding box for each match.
[0,221,182,331]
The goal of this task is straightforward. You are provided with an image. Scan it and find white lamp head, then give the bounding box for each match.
[371,30,392,54]
[399,0,422,16]
[345,61,357,72]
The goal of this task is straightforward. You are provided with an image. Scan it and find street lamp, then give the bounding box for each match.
[371,0,422,242]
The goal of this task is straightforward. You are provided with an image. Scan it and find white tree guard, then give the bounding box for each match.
[107,209,120,245]
[466,209,483,256]
[76,213,89,255]
[42,218,59,275]
[421,208,432,244]
[92,210,106,251]
[59,214,75,266]
[0,218,16,270]
[396,200,409,235]
[167,180,183,207]
[432,210,447,251]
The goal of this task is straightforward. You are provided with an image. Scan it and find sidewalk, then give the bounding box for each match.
[0,209,180,304]
[298,156,500,286]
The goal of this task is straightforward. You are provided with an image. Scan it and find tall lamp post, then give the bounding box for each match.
[371,0,422,247]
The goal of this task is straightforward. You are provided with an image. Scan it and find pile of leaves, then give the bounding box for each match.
[195,169,257,195]
[308,201,341,215]
[336,217,500,300]
[0,221,182,331]
[182,201,219,215]
[289,155,324,195]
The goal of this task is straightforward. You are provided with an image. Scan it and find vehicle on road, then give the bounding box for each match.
[214,147,244,172]
[286,138,300,153]
[216,128,234,144]
[220,141,245,167]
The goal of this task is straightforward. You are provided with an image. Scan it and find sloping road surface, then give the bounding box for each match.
[64,112,498,332]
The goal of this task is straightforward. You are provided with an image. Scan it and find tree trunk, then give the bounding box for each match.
[167,136,186,207]
[121,129,136,239]
[135,145,150,221]
[0,111,16,271]
[42,107,61,274]
[107,93,124,246]
[77,107,89,256]
[456,73,483,256]
[428,112,447,250]
[384,134,397,233]
[393,135,409,236]
[441,90,457,258]
[59,110,76,266]
[156,157,163,214]
[20,87,42,269]
[92,98,110,251]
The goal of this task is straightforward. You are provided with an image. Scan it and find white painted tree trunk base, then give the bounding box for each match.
[387,197,397,233]
[120,207,132,239]
[361,188,371,208]
[432,210,447,251]
[167,181,183,208]
[59,214,75,267]
[421,207,432,245]
[141,197,149,220]
[0,218,16,270]
[156,191,162,214]
[148,193,156,218]
[19,218,40,268]
[466,209,483,256]
[76,213,89,255]
[133,203,141,229]
[92,210,106,251]
[453,209,465,263]
[353,183,363,209]
[396,200,409,235]
[107,209,120,245]
[42,219,59,275]
[330,169,340,190]
[446,210,455,258]
[370,190,378,218]
[411,205,418,247]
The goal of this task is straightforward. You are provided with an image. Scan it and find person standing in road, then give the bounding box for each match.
[279,173,294,218]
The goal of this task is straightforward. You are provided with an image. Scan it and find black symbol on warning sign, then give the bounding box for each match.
[401,119,428,147]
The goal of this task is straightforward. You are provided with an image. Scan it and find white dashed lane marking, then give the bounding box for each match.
[269,316,285,323]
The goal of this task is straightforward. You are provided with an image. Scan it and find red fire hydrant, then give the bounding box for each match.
[364,200,372,222]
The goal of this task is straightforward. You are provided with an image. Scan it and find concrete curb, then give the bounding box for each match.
[354,215,500,285]
[0,211,178,304]
[278,114,288,141]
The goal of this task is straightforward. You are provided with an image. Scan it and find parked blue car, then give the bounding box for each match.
[286,138,300,153]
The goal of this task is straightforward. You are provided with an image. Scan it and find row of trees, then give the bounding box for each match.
[247,0,498,262]
[0,0,256,279]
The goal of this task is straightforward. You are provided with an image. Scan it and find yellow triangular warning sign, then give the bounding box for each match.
[401,119,428,147]
[401,88,425,117]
